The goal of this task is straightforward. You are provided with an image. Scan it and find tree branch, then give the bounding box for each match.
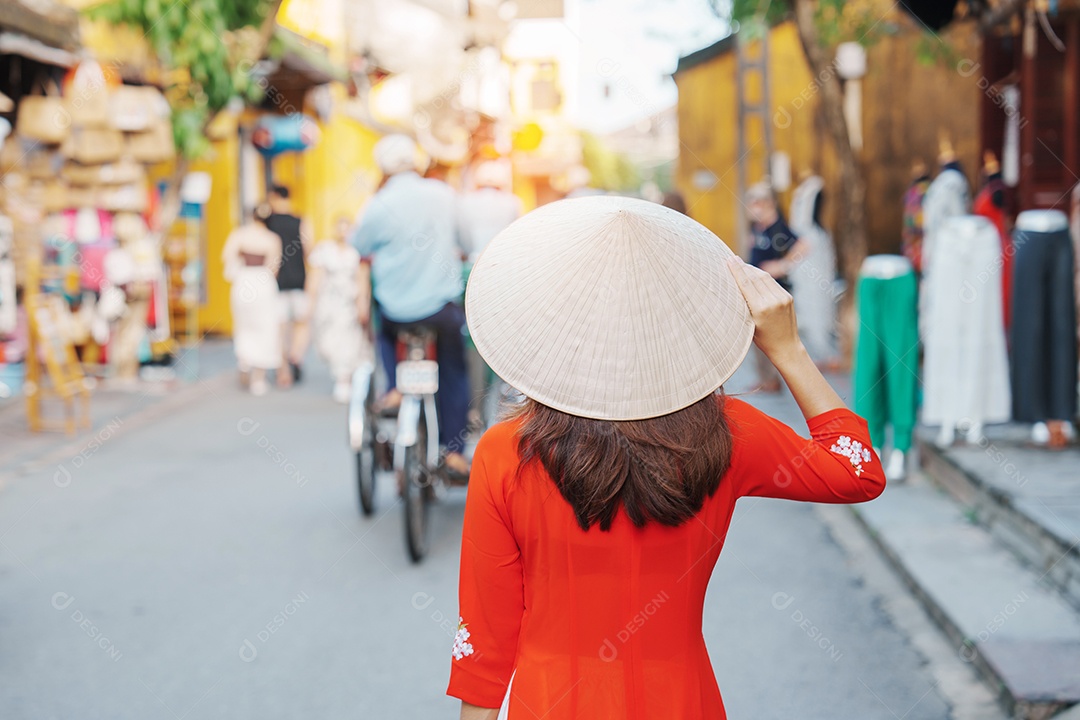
[791,0,867,283]
[157,0,285,236]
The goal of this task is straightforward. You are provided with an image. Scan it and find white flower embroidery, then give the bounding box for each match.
[829,435,872,476]
[452,617,474,660]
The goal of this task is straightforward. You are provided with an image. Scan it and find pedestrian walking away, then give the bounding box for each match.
[221,204,283,396]
[458,161,522,263]
[451,196,885,720]
[266,184,312,388]
[308,216,373,403]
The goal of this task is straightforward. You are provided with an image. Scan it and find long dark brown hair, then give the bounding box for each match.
[514,394,733,531]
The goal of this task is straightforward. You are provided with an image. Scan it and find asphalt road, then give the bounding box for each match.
[0,356,997,719]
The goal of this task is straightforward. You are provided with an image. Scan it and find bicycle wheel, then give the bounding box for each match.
[354,374,377,516]
[401,406,431,563]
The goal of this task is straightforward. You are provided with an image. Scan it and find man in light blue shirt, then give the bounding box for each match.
[350,135,470,475]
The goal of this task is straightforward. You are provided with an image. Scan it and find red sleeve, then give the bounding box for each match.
[447,426,524,708]
[726,398,886,503]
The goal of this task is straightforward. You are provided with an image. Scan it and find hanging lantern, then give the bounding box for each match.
[251,114,321,157]
[512,122,544,152]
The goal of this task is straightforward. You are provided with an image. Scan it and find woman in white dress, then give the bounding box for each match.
[307,217,373,403]
[222,207,283,396]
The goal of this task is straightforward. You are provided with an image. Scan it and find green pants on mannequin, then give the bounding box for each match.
[852,271,919,453]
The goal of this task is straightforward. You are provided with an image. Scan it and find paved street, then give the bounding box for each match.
[0,355,999,719]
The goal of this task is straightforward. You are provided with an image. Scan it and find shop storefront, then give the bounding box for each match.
[0,0,181,430]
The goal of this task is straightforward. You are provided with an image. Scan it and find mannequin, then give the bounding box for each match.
[973,151,1011,330]
[901,160,931,274]
[921,139,971,338]
[853,255,918,480]
[1010,210,1077,448]
[788,172,838,363]
[922,215,1011,447]
[1072,183,1080,419]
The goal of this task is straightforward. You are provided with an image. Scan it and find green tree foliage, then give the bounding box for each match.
[85,0,277,157]
[581,133,642,193]
[729,0,891,48]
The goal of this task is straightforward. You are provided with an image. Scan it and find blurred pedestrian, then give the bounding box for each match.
[901,160,931,274]
[265,185,311,388]
[222,205,282,396]
[451,196,885,719]
[745,181,805,392]
[458,161,522,262]
[308,216,373,403]
[661,190,688,215]
[458,161,522,425]
[350,134,472,478]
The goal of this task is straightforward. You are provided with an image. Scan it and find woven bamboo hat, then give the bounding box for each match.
[465,195,754,421]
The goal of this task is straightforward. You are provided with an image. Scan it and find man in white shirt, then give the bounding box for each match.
[457,161,521,262]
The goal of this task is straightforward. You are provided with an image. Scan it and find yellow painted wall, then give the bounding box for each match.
[674,23,823,253]
[266,97,381,242]
[675,14,982,256]
[192,112,242,335]
[859,20,981,251]
[513,174,538,212]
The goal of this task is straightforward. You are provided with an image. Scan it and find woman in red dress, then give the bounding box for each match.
[449,196,886,719]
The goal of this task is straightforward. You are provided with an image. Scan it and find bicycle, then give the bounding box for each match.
[348,325,452,563]
[392,327,442,563]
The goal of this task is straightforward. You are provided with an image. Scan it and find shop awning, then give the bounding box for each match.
[264,27,347,89]
[250,27,347,114]
[0,31,78,67]
[0,0,80,54]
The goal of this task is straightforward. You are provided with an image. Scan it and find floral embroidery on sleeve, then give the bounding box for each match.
[452,617,474,660]
[829,435,872,476]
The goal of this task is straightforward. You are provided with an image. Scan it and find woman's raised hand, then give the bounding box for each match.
[727,256,847,418]
[727,256,803,363]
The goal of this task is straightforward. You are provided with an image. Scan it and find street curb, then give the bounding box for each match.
[919,438,1080,612]
[816,505,1005,720]
[851,501,1077,720]
[0,374,234,485]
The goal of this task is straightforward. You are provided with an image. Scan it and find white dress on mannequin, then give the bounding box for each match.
[789,175,837,362]
[920,167,970,340]
[922,215,1011,445]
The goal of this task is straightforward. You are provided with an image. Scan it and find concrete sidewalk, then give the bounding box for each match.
[921,424,1080,608]
[851,418,1080,719]
[0,339,237,483]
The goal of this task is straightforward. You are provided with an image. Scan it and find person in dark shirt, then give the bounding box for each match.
[745,182,805,392]
[747,182,803,290]
[266,185,312,387]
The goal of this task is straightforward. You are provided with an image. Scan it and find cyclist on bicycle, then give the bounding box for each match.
[350,134,471,478]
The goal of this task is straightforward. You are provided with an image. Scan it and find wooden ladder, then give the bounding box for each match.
[735,20,774,254]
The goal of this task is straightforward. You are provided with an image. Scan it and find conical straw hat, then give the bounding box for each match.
[465,195,754,421]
